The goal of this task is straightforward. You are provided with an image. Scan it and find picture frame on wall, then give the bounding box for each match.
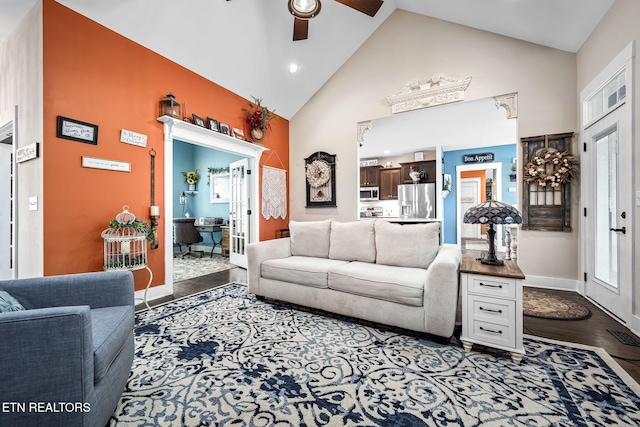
[56,116,98,145]
[232,128,245,140]
[219,122,230,136]
[192,114,206,127]
[304,151,337,208]
[207,117,220,132]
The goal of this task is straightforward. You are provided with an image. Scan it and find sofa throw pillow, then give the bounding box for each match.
[0,289,26,313]
[375,220,440,269]
[289,220,332,258]
[329,220,376,263]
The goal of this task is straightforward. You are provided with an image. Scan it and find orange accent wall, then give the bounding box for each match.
[42,0,289,290]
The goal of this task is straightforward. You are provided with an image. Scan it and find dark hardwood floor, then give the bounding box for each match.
[136,265,640,384]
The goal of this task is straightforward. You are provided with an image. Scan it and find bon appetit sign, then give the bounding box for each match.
[462,152,494,164]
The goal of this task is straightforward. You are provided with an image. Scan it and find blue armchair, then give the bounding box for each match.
[0,271,135,427]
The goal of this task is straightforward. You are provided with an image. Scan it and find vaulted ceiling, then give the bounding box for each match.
[1,0,615,119]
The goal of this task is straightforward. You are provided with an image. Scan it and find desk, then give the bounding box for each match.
[194,225,222,257]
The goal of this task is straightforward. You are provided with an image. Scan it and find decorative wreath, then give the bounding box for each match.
[306,160,331,188]
[523,148,577,188]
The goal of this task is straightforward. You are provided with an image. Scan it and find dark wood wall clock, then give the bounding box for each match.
[304,151,336,207]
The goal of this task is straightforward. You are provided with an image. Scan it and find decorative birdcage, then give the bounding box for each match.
[102,206,149,271]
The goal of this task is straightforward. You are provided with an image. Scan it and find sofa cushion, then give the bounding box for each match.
[91,305,134,382]
[375,220,440,269]
[289,220,332,258]
[262,256,350,289]
[329,220,376,263]
[328,262,428,307]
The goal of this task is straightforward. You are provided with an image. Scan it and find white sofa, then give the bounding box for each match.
[247,219,461,338]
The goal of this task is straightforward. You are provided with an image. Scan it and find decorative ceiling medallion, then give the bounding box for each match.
[386,73,472,114]
[494,92,518,119]
[357,121,372,142]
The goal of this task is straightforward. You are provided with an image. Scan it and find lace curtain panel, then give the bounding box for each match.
[261,166,287,219]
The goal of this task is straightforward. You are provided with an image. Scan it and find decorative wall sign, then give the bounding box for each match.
[305,151,336,208]
[359,159,378,167]
[82,156,131,172]
[120,129,148,147]
[463,152,495,164]
[16,142,39,163]
[57,116,98,144]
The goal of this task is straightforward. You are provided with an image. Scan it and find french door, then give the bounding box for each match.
[229,158,249,268]
[581,44,634,324]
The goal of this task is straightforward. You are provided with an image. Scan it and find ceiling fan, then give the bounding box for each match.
[289,0,383,41]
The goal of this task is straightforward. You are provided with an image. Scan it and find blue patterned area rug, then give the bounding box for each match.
[110,283,640,426]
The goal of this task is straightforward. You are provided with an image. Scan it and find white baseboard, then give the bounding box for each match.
[522,275,580,292]
[629,315,640,339]
[134,282,173,306]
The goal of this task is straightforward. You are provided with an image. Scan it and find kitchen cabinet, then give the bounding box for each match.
[379,168,401,200]
[360,165,381,187]
[400,160,436,184]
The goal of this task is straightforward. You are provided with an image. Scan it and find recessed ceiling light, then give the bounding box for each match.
[289,63,299,73]
[383,150,390,154]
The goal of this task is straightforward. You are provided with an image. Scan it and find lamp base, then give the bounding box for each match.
[479,256,504,266]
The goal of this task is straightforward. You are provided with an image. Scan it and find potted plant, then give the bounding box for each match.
[182,169,201,191]
[243,96,274,142]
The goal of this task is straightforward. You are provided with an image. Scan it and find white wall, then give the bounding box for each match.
[0,2,44,278]
[290,10,578,281]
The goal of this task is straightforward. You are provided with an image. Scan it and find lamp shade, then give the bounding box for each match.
[463,200,522,266]
[463,200,522,225]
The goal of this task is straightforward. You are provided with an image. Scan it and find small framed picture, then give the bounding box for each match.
[57,116,98,145]
[192,114,206,127]
[207,117,219,132]
[219,122,230,136]
[232,128,245,140]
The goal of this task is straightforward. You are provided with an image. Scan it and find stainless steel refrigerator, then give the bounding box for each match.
[398,183,436,219]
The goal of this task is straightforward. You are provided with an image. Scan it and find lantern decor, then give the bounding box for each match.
[102,206,154,307]
[159,93,181,119]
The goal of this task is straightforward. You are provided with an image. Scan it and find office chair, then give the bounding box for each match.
[173,218,204,258]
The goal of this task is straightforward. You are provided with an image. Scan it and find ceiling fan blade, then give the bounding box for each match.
[293,17,309,41]
[335,0,383,17]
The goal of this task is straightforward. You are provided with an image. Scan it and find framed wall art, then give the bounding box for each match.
[192,114,206,127]
[57,116,98,145]
[207,117,220,132]
[304,151,336,208]
[219,123,230,136]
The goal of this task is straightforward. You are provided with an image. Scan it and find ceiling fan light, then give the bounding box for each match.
[289,0,321,19]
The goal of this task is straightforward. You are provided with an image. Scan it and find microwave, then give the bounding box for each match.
[360,187,379,201]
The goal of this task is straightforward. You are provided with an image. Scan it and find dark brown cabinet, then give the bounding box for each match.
[379,168,401,200]
[360,166,381,187]
[400,160,436,184]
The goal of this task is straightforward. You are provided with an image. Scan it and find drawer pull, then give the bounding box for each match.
[479,326,502,334]
[479,282,503,289]
[479,306,502,314]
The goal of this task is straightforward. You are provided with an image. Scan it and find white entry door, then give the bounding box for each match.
[581,44,633,324]
[460,178,481,239]
[229,158,249,268]
[583,116,632,322]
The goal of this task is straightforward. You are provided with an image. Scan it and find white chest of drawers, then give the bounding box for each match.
[460,258,525,364]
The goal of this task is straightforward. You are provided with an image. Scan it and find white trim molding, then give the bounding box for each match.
[357,120,372,142]
[494,93,518,119]
[386,73,472,114]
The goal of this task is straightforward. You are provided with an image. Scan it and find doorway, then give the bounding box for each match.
[161,118,266,290]
[456,162,503,250]
[459,177,482,243]
[580,43,634,324]
[0,118,15,280]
